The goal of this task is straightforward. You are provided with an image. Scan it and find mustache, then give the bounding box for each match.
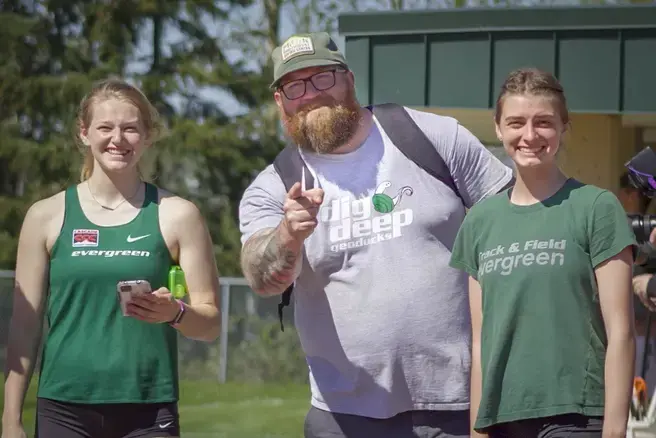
[296,98,339,115]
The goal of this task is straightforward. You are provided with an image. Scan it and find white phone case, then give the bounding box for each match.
[116,280,152,316]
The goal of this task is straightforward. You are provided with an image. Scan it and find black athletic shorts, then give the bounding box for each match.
[488,413,603,438]
[35,397,180,438]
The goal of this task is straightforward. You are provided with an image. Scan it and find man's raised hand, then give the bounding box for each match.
[281,182,324,242]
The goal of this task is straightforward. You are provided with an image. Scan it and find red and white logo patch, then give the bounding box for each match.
[72,229,99,247]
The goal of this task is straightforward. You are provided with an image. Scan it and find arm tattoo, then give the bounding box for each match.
[241,227,300,295]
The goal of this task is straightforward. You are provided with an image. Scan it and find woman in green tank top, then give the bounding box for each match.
[2,79,221,438]
[449,68,636,438]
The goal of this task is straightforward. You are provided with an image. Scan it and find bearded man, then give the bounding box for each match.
[238,32,514,438]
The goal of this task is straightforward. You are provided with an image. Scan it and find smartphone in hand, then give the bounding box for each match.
[116,280,152,316]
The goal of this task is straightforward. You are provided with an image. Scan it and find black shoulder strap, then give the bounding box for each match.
[273,144,314,193]
[272,145,311,332]
[370,103,461,198]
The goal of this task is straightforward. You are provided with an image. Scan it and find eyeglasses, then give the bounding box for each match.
[279,68,347,100]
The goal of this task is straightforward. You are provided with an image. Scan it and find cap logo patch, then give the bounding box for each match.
[281,36,315,62]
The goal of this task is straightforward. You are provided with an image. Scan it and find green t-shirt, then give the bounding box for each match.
[449,178,636,431]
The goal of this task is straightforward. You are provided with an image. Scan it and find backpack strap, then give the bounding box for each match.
[272,145,312,332]
[369,103,461,199]
[274,144,314,192]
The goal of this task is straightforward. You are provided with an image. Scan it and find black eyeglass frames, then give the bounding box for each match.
[279,67,347,100]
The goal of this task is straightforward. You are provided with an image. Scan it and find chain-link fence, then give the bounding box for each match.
[0,271,308,384]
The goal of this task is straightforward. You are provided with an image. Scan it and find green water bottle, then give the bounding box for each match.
[168,265,187,299]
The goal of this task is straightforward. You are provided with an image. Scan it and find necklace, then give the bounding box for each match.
[87,181,143,211]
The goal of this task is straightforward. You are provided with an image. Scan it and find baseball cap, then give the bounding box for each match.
[270,32,348,89]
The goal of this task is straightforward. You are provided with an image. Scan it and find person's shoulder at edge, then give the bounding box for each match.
[392,106,461,159]
[25,188,66,225]
[561,178,618,204]
[402,105,512,186]
[465,186,512,217]
[400,105,497,153]
[402,106,459,132]
[237,163,287,206]
[237,163,289,244]
[150,185,209,227]
[474,178,611,211]
[19,186,69,251]
[244,163,285,191]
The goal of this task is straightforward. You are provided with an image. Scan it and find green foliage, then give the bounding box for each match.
[0,0,282,275]
[227,315,309,384]
[176,314,308,384]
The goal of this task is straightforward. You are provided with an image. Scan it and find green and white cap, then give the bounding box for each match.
[270,32,348,89]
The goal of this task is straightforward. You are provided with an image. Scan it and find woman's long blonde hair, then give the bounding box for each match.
[76,78,164,182]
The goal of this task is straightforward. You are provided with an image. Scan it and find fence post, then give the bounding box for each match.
[218,282,231,383]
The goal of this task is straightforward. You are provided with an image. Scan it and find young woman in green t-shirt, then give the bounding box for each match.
[449,68,636,438]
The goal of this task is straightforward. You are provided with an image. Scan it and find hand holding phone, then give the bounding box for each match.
[116,280,152,316]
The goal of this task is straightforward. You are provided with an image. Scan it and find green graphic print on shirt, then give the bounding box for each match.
[449,179,636,431]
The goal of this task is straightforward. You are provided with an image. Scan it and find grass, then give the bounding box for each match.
[1,379,310,438]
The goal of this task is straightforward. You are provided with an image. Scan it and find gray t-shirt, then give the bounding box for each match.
[239,107,514,418]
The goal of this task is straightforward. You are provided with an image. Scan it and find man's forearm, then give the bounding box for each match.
[241,224,303,296]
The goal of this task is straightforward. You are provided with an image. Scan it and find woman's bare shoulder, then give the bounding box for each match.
[24,189,68,249]
[156,187,203,223]
[25,190,65,222]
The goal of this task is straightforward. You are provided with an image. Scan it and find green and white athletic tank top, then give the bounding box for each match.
[37,183,178,404]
